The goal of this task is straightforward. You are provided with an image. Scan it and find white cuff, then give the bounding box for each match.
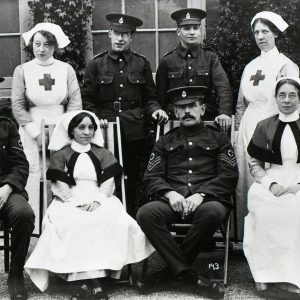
[24,122,41,139]
[261,176,276,190]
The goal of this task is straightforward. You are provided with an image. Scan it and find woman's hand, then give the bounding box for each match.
[284,185,300,195]
[269,183,286,197]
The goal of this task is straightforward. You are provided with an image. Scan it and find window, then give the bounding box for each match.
[91,0,205,71]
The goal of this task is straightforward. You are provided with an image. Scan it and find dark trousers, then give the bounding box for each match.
[0,193,35,273]
[137,200,228,276]
[122,139,145,217]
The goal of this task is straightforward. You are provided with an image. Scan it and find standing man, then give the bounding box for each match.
[156,8,232,131]
[0,93,35,300]
[137,86,238,298]
[81,14,168,217]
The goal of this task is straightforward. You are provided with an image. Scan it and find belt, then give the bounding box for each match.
[100,101,140,111]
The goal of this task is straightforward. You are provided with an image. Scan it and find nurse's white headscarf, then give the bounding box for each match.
[48,110,104,151]
[22,22,70,48]
[251,11,288,32]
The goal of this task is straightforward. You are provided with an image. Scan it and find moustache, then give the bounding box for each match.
[182,115,195,120]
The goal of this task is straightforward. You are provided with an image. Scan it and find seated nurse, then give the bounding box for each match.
[24,110,154,300]
[244,75,300,297]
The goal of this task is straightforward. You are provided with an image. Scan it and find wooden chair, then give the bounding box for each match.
[0,220,10,272]
[141,116,236,285]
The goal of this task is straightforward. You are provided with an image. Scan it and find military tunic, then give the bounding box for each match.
[144,122,238,207]
[156,43,233,119]
[81,49,160,141]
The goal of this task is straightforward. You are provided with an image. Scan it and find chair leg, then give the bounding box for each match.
[4,227,10,273]
[223,217,230,285]
[127,264,133,286]
[141,258,148,281]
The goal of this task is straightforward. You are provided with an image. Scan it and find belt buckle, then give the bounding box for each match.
[113,101,121,111]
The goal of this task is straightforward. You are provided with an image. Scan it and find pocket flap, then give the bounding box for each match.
[128,75,145,84]
[96,75,114,84]
[168,69,184,79]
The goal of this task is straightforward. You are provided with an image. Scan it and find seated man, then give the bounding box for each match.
[137,86,238,298]
[0,94,35,300]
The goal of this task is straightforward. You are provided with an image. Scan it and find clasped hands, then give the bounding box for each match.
[269,183,300,197]
[164,191,204,219]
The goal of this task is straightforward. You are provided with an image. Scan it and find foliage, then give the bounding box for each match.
[26,0,94,84]
[205,0,300,105]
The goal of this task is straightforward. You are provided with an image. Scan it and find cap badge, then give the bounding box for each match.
[119,17,124,24]
[186,12,191,19]
[182,91,187,98]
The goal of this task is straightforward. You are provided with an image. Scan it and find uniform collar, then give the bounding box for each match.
[108,49,131,62]
[71,140,91,153]
[279,110,299,122]
[177,43,200,58]
[260,46,279,57]
[179,121,205,137]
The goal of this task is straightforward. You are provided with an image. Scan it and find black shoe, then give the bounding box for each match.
[7,272,28,300]
[136,268,172,294]
[180,270,225,299]
[92,286,109,300]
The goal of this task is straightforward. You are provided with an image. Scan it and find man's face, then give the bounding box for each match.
[108,29,133,52]
[177,24,201,48]
[174,101,205,127]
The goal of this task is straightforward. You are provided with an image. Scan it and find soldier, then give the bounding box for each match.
[137,86,238,298]
[81,13,168,217]
[156,8,233,131]
[0,93,35,300]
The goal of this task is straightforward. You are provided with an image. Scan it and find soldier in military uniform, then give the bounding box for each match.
[0,92,35,300]
[81,14,168,217]
[156,8,233,131]
[137,86,238,298]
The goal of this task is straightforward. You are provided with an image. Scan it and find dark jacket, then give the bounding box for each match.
[0,115,29,199]
[156,43,233,118]
[248,114,300,164]
[144,122,238,208]
[81,50,160,141]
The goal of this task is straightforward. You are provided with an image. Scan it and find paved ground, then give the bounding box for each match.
[0,239,269,300]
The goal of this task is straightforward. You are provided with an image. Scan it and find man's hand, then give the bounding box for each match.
[0,184,12,210]
[269,183,286,197]
[164,191,185,212]
[215,114,231,132]
[182,193,204,218]
[99,119,108,128]
[152,109,169,125]
[284,185,300,195]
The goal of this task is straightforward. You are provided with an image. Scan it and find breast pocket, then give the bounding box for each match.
[196,66,210,86]
[127,74,145,101]
[196,142,219,158]
[96,74,114,100]
[165,143,185,165]
[167,69,184,89]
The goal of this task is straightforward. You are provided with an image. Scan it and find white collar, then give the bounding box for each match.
[279,110,299,122]
[34,57,55,66]
[260,46,279,58]
[71,140,91,153]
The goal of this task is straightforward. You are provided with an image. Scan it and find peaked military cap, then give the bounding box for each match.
[171,8,206,26]
[0,77,4,83]
[106,13,143,33]
[167,86,208,105]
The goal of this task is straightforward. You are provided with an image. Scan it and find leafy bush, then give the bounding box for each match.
[205,0,300,105]
[26,0,94,84]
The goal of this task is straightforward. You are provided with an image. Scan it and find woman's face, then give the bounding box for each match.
[276,83,300,115]
[72,116,95,145]
[253,21,277,52]
[32,32,55,61]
